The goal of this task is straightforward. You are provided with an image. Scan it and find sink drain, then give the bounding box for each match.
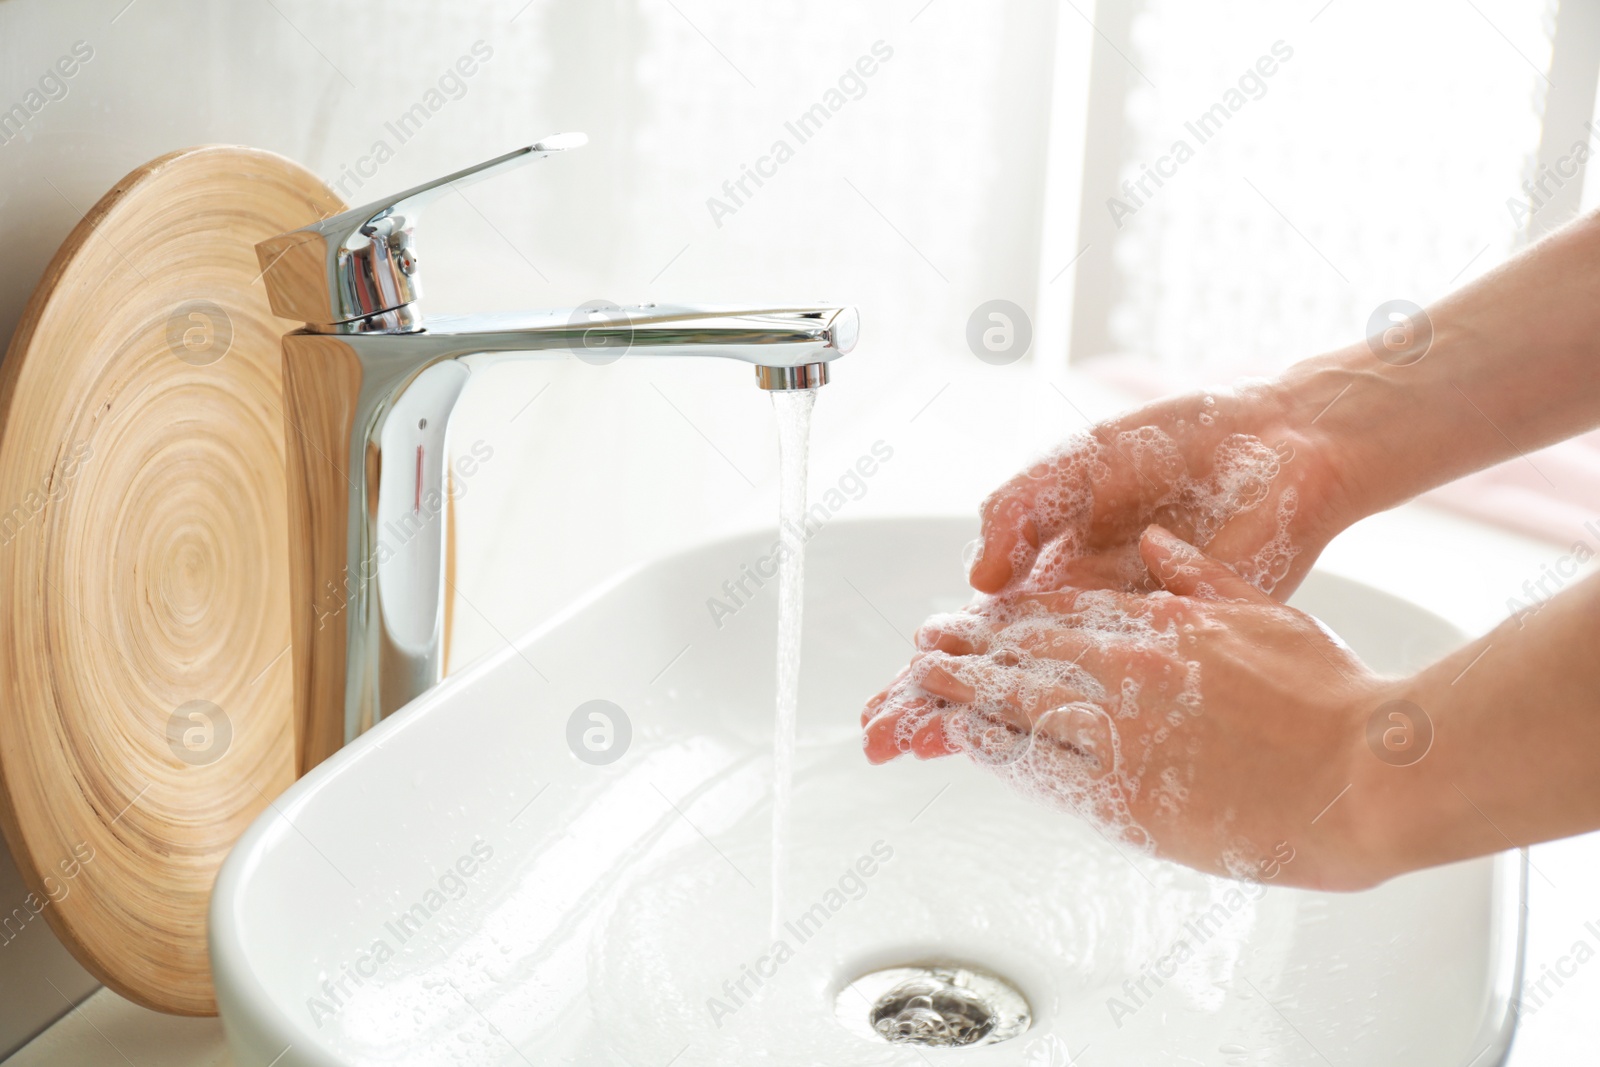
[835,965,1031,1048]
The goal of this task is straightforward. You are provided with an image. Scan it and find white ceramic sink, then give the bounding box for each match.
[210,517,1522,1066]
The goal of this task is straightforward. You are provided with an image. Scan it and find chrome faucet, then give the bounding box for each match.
[256,133,857,771]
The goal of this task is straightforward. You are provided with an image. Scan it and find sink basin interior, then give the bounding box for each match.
[212,517,1521,1067]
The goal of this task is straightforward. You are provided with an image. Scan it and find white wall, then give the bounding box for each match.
[0,0,1079,1039]
[0,0,1087,683]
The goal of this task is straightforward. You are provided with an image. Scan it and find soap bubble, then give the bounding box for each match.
[868,423,1314,851]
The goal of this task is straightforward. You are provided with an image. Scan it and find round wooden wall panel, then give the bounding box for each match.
[0,147,343,1015]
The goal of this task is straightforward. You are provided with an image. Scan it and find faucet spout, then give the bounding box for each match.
[353,303,858,372]
[259,138,859,771]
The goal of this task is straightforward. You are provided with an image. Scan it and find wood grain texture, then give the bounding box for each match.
[0,146,343,1015]
[278,332,364,773]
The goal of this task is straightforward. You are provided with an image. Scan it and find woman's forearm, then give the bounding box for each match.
[1276,210,1600,522]
[1359,569,1600,876]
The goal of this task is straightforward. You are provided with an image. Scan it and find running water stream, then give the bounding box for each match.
[769,387,816,940]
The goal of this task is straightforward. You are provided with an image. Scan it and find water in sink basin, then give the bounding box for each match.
[314,734,1287,1065]
[590,745,1283,1066]
[212,519,1518,1067]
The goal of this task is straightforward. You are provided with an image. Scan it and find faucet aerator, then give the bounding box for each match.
[756,362,830,391]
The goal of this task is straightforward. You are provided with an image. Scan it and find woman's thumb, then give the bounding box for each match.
[1139,524,1263,601]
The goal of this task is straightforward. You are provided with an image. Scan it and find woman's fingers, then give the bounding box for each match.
[864,656,1124,772]
[915,628,977,655]
[915,611,992,655]
[918,649,1111,729]
[969,435,1111,593]
[863,705,913,763]
[1024,541,1149,594]
[1033,702,1117,778]
[909,714,959,759]
[1139,524,1265,601]
[869,532,1231,769]
[916,653,1066,722]
[861,686,989,763]
[944,706,1033,765]
[860,665,911,726]
[916,656,978,704]
[970,482,1043,593]
[992,586,1192,636]
[1003,622,1099,663]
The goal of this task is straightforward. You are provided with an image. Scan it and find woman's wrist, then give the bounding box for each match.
[1272,211,1600,522]
[1340,604,1594,885]
[1268,336,1472,526]
[1383,574,1600,875]
[1260,348,1396,535]
[1339,670,1462,886]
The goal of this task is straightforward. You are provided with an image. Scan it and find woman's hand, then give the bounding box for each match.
[860,380,1365,782]
[864,211,1600,887]
[864,526,1400,890]
[967,382,1357,600]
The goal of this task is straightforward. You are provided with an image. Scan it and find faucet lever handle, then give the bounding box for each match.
[350,132,588,230]
[256,133,587,329]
